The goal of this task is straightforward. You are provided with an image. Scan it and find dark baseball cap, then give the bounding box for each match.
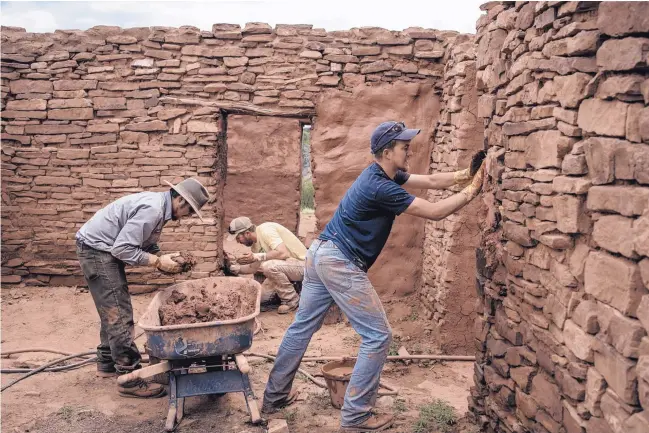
[370,121,420,154]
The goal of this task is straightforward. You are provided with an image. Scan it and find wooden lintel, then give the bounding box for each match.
[159,97,315,119]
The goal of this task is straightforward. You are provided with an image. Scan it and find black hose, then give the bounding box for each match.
[1,351,96,392]
[0,357,97,374]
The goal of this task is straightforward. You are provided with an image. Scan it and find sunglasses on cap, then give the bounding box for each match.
[376,121,406,144]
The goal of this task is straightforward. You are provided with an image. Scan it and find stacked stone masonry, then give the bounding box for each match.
[421,34,486,354]
[1,23,459,290]
[469,2,649,433]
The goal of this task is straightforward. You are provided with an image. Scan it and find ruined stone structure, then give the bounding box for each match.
[4,5,647,431]
[0,22,477,305]
[468,2,649,433]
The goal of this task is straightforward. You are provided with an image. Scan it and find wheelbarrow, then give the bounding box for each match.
[117,277,262,431]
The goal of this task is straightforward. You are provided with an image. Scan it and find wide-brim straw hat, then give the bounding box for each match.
[164,178,210,222]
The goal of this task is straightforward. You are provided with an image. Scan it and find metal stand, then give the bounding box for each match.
[164,354,261,431]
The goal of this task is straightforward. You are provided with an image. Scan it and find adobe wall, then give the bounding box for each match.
[468,2,649,433]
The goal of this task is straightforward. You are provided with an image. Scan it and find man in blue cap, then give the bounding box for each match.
[261,121,485,431]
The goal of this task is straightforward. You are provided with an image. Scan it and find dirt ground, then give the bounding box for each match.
[1,285,477,433]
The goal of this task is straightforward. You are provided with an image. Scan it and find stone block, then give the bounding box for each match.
[598,2,649,36]
[595,343,639,405]
[597,37,649,71]
[503,221,533,247]
[125,121,168,132]
[578,98,628,137]
[552,176,591,194]
[553,195,590,234]
[587,186,649,217]
[564,320,596,362]
[524,130,575,169]
[598,302,647,359]
[593,215,636,258]
[9,79,53,94]
[53,80,98,91]
[556,367,586,401]
[623,411,649,433]
[531,373,563,422]
[92,97,126,110]
[585,251,646,317]
[57,149,90,160]
[267,419,289,433]
[5,99,47,111]
[600,388,639,433]
[585,367,607,417]
[47,108,93,120]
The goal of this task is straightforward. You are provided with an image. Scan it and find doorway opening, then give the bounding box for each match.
[297,123,317,246]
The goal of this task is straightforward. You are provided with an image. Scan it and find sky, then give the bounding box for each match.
[0,0,485,34]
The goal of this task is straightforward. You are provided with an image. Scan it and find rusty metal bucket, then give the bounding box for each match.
[138,277,261,360]
[321,359,355,409]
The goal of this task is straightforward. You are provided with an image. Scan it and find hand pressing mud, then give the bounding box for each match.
[470,150,486,177]
[170,252,197,272]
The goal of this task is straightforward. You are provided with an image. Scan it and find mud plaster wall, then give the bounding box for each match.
[0,23,459,289]
[224,115,301,232]
[468,3,649,433]
[421,34,485,355]
[310,82,439,297]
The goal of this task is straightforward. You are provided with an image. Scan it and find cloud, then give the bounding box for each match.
[1,0,484,34]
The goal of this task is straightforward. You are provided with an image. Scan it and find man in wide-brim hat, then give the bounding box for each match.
[76,178,209,398]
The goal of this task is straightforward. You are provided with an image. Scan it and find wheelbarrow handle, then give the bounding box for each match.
[117,360,172,385]
[235,354,250,374]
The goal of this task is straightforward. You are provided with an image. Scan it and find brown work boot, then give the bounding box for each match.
[118,378,167,399]
[261,389,300,414]
[340,413,394,432]
[277,297,299,314]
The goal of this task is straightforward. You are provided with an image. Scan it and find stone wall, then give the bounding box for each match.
[420,34,485,354]
[468,2,649,433]
[0,23,455,289]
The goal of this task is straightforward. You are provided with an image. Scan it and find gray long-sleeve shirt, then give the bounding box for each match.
[76,191,172,266]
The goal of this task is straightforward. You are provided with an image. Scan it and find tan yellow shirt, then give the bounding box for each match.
[251,222,306,261]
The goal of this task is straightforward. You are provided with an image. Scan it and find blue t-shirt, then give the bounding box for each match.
[319,163,416,271]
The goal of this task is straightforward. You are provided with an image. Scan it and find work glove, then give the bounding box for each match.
[460,162,485,201]
[148,252,182,273]
[229,263,241,275]
[453,150,487,185]
[237,252,267,264]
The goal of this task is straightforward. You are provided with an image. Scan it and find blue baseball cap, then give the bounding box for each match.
[370,121,420,154]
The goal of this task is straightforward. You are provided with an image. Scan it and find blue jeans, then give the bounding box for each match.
[263,240,392,426]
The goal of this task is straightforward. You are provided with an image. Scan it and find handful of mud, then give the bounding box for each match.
[159,285,256,325]
[171,252,197,273]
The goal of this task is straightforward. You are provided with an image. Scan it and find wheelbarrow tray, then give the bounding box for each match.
[138,277,261,360]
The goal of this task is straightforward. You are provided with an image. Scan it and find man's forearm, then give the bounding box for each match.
[426,172,457,189]
[404,193,472,221]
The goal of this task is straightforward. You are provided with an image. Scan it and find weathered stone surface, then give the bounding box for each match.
[598,2,649,37]
[595,343,639,405]
[124,120,168,132]
[578,98,628,137]
[585,251,646,317]
[531,374,563,422]
[587,186,649,217]
[360,60,392,74]
[593,215,636,258]
[47,108,94,120]
[597,37,649,71]
[542,32,599,57]
[563,320,596,362]
[186,121,219,133]
[5,99,47,111]
[9,80,53,94]
[180,45,245,57]
[553,195,590,234]
[554,73,592,109]
[524,130,575,169]
[53,80,98,91]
